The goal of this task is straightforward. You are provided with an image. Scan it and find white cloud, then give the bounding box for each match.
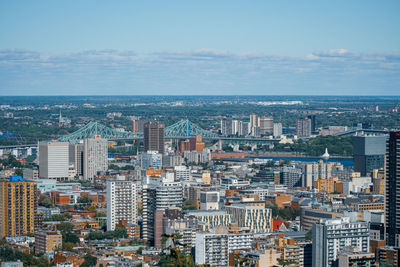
[0,49,399,95]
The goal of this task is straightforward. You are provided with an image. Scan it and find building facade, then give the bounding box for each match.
[106,177,138,231]
[226,204,272,233]
[144,121,165,154]
[353,135,386,176]
[312,217,370,267]
[385,131,400,246]
[0,177,38,238]
[39,141,69,181]
[83,136,108,181]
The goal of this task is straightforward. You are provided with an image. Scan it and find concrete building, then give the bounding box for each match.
[337,248,375,267]
[174,165,191,181]
[144,121,165,154]
[195,233,229,266]
[312,217,370,267]
[106,176,138,231]
[239,121,250,136]
[195,232,253,266]
[0,177,38,238]
[385,131,400,246]
[141,150,162,170]
[342,176,372,195]
[353,135,386,176]
[199,191,220,210]
[83,136,108,182]
[296,117,312,137]
[186,210,232,231]
[273,122,282,138]
[221,118,233,136]
[39,141,69,181]
[34,230,62,254]
[280,166,302,189]
[226,204,272,233]
[69,143,84,179]
[142,180,183,246]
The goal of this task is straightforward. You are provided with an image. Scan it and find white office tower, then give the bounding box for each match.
[39,141,69,181]
[106,176,137,231]
[273,122,282,137]
[83,136,108,182]
[200,191,220,210]
[312,217,370,267]
[141,150,162,170]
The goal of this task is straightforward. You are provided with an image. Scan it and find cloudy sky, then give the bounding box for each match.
[0,1,399,95]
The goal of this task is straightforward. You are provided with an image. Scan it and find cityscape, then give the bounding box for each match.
[1,1,400,267]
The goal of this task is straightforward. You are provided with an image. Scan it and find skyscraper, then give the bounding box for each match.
[0,176,38,238]
[385,131,400,246]
[83,135,108,182]
[39,141,69,181]
[144,121,165,154]
[307,115,316,133]
[142,180,183,246]
[107,176,138,231]
[353,135,386,176]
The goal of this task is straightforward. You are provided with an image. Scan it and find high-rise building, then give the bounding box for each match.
[220,118,233,136]
[353,135,386,176]
[385,131,400,246]
[142,180,183,246]
[69,143,84,179]
[238,121,250,136]
[307,115,316,133]
[39,141,69,181]
[296,118,312,137]
[250,113,258,129]
[280,166,302,189]
[106,176,138,231]
[83,136,108,182]
[259,116,273,135]
[273,122,282,138]
[0,177,38,238]
[144,121,165,154]
[312,217,370,267]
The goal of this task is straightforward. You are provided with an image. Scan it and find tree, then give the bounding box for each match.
[57,222,74,233]
[38,194,54,208]
[80,254,97,267]
[306,230,312,241]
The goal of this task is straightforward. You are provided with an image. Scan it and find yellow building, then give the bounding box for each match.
[373,177,384,195]
[35,230,62,254]
[314,177,340,193]
[202,171,211,184]
[0,177,38,238]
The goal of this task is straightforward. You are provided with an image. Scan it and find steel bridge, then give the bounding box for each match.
[57,119,280,144]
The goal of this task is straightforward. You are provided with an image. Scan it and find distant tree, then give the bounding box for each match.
[80,254,97,267]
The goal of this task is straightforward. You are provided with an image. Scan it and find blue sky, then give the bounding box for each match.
[0,0,399,95]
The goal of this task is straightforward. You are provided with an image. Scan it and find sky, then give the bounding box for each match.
[0,0,399,95]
